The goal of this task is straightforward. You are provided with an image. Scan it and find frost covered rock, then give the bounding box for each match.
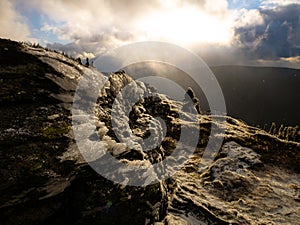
[201,142,262,200]
[1,39,300,225]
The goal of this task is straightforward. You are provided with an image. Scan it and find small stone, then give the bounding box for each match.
[47,114,60,120]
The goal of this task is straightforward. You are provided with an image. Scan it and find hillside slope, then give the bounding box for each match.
[0,39,299,224]
[211,65,300,126]
[124,62,300,126]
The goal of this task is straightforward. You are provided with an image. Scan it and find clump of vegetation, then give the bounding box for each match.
[42,122,71,139]
[19,40,83,64]
[85,57,89,67]
[76,57,82,65]
[267,122,299,142]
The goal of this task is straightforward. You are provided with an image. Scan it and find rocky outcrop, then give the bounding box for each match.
[0,39,169,225]
[0,39,299,224]
[166,141,300,224]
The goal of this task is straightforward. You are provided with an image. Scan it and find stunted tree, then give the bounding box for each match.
[269,122,277,135]
[85,57,89,67]
[76,57,82,65]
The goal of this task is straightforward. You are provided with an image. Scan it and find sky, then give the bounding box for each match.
[1,0,300,68]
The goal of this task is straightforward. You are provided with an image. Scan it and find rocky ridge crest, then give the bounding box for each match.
[0,39,299,224]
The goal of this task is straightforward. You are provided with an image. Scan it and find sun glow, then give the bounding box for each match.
[135,7,233,46]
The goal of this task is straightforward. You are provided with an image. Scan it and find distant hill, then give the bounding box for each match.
[211,66,300,127]
[125,62,300,127]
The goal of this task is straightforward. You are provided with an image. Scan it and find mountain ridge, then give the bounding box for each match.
[124,61,299,126]
[0,38,299,224]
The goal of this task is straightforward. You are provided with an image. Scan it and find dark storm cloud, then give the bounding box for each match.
[235,4,300,60]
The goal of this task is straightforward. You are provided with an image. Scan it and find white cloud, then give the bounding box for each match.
[204,0,228,15]
[10,0,298,69]
[234,9,264,28]
[0,0,33,41]
[26,0,162,41]
[256,56,300,68]
[261,0,300,8]
[23,0,233,46]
